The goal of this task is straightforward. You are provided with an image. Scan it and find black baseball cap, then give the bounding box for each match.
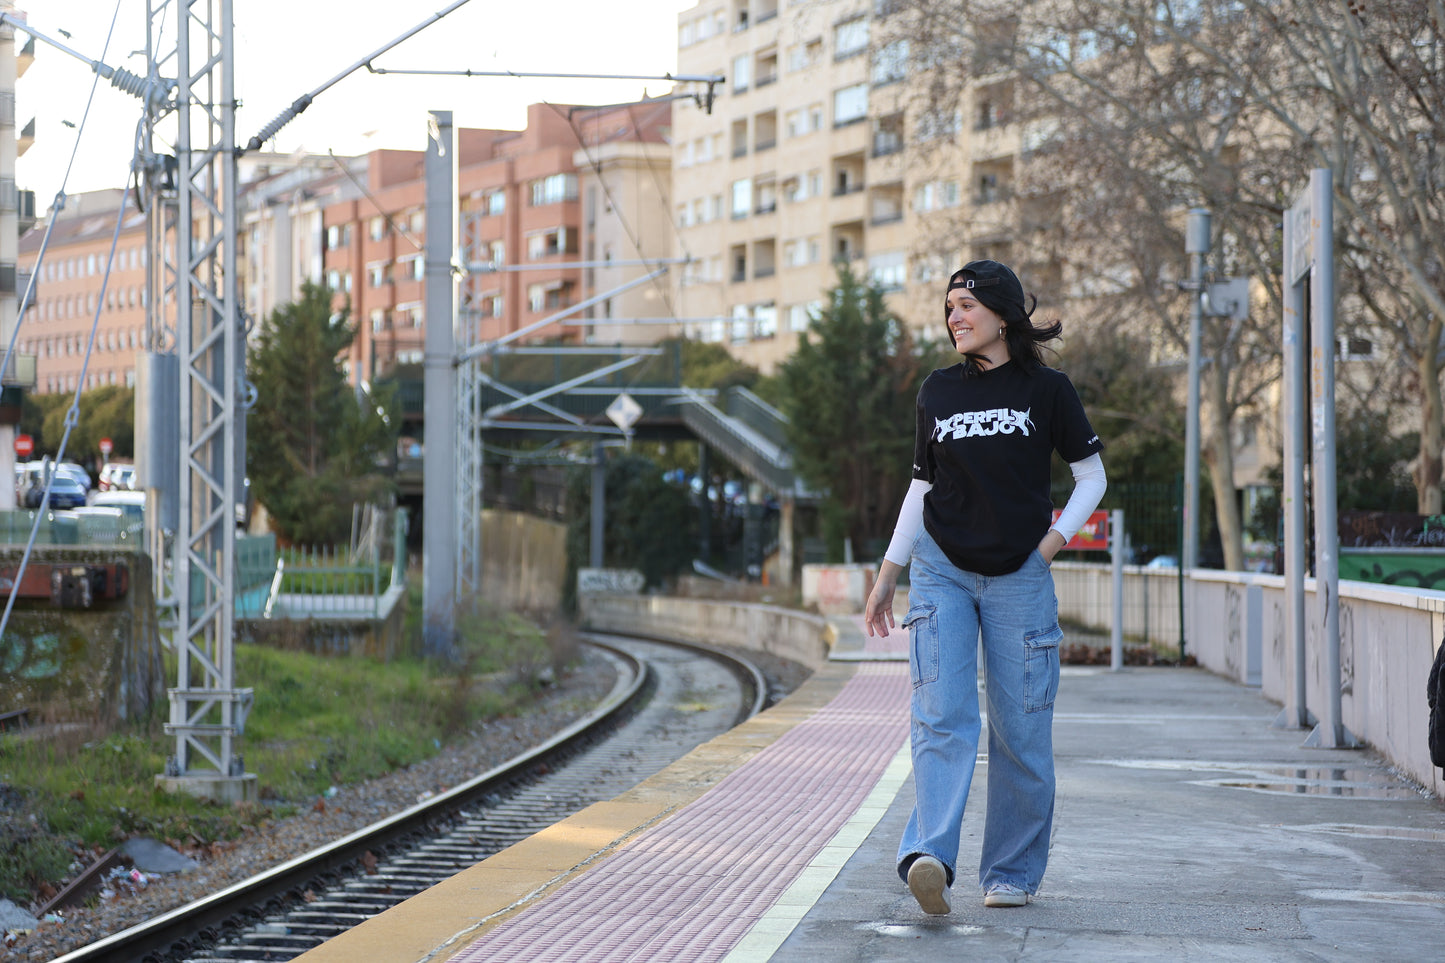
[946,260,1027,319]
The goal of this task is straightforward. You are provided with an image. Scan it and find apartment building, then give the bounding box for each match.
[321,101,673,385]
[16,190,147,395]
[239,152,361,328]
[15,154,348,398]
[672,0,1021,371]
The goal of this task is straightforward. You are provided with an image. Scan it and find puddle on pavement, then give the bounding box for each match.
[1091,760,1420,800]
[1302,889,1445,906]
[1287,823,1445,842]
[866,922,987,938]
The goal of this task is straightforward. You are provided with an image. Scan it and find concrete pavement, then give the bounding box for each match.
[764,658,1445,962]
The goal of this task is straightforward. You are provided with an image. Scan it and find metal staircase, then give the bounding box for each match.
[676,386,815,501]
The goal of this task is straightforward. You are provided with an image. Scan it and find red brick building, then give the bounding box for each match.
[322,100,672,384]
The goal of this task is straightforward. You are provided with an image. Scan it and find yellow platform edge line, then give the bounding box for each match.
[293,662,858,963]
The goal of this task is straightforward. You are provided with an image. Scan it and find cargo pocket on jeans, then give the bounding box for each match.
[902,603,938,688]
[1023,624,1063,711]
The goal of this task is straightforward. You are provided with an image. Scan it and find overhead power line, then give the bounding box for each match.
[244,0,479,152]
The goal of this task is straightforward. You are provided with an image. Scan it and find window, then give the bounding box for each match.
[731,178,753,219]
[834,83,868,125]
[754,302,777,338]
[785,237,820,267]
[399,254,424,281]
[756,180,777,214]
[788,38,822,71]
[869,251,906,290]
[369,216,387,241]
[834,18,868,58]
[916,109,962,141]
[527,227,571,260]
[489,241,505,265]
[368,262,390,288]
[490,295,504,318]
[873,40,909,85]
[528,282,546,312]
[370,309,388,333]
[326,224,352,249]
[732,53,752,92]
[680,20,696,46]
[486,190,506,215]
[914,180,960,212]
[530,173,577,206]
[731,304,751,343]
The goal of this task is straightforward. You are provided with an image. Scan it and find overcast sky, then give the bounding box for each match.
[14,0,698,208]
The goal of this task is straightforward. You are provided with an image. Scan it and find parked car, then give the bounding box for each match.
[16,465,88,510]
[91,490,146,524]
[51,461,92,491]
[99,463,136,491]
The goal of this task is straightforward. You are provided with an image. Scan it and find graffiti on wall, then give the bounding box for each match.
[0,633,63,680]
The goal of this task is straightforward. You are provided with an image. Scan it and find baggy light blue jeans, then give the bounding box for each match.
[896,529,1063,895]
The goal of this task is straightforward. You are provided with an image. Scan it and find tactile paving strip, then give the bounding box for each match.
[452,662,911,962]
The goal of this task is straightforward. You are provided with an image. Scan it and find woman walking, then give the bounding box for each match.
[864,259,1106,914]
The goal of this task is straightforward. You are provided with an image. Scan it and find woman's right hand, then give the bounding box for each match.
[864,561,904,637]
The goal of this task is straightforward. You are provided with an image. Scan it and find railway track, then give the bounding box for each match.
[51,633,769,963]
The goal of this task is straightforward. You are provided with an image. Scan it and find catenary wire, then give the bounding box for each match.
[0,0,129,642]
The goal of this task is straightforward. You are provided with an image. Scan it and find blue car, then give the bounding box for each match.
[18,467,88,510]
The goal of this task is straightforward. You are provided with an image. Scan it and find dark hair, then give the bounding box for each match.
[946,264,1063,375]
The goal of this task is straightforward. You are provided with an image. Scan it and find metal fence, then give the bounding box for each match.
[256,507,408,621]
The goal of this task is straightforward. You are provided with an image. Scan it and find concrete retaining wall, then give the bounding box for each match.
[481,510,567,614]
[579,594,831,670]
[0,548,164,725]
[800,564,877,615]
[1053,563,1445,799]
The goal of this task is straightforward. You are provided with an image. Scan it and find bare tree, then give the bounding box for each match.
[885,0,1445,569]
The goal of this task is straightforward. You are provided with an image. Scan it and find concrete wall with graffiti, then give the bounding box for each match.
[1187,571,1443,800]
[0,548,164,725]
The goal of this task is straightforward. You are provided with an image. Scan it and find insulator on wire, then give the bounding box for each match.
[107,66,167,105]
[246,95,313,152]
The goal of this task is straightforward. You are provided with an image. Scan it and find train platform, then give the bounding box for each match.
[297,615,1445,963]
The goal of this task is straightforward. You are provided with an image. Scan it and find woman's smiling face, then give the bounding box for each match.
[946,290,1008,366]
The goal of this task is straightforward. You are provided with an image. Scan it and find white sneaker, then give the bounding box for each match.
[907,855,951,915]
[984,882,1029,907]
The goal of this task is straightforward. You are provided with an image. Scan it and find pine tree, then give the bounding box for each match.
[776,264,938,560]
[246,281,396,545]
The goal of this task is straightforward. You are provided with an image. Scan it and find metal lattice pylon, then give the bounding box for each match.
[147,0,253,799]
[456,211,487,602]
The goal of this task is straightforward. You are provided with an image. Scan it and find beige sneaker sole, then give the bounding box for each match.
[907,857,951,915]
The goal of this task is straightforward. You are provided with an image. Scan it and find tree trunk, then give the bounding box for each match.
[1416,330,1444,515]
[1202,363,1246,571]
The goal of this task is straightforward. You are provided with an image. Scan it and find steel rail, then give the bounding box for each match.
[48,634,768,962]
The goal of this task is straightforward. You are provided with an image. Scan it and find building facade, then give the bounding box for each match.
[672,0,996,371]
[16,190,147,395]
[320,101,674,386]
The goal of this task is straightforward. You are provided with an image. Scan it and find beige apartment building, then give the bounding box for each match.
[671,0,1027,371]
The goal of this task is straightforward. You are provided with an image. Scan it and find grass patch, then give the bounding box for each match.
[0,603,580,901]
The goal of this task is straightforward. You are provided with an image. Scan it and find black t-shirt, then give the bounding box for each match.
[912,360,1103,576]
